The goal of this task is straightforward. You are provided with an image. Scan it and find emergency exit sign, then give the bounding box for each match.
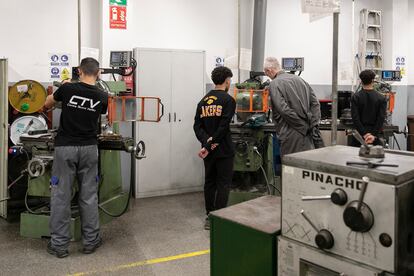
[110,0,126,6]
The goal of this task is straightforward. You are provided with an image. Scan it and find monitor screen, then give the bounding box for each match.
[382,71,392,79]
[283,59,295,68]
[111,52,122,63]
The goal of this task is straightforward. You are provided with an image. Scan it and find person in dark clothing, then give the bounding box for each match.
[44,58,108,258]
[193,66,236,230]
[351,69,387,146]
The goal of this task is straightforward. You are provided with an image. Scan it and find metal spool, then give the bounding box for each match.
[9,80,47,114]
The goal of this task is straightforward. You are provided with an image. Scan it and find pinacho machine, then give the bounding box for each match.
[4,52,163,240]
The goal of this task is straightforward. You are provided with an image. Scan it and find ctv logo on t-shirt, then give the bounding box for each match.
[68,95,100,112]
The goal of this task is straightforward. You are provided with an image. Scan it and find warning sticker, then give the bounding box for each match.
[61,67,71,81]
[49,53,72,81]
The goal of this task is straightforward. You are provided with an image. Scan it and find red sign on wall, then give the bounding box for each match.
[109,6,127,29]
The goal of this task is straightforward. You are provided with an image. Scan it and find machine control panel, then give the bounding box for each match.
[381,70,401,82]
[110,51,132,67]
[281,165,396,272]
[282,57,304,72]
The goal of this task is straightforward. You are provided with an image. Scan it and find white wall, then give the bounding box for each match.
[100,0,238,82]
[81,0,101,50]
[0,0,78,82]
[265,0,393,85]
[408,0,414,85]
[0,0,406,87]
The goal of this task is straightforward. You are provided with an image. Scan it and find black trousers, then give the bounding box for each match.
[203,156,234,215]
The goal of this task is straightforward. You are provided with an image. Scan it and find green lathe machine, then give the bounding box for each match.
[5,52,163,239]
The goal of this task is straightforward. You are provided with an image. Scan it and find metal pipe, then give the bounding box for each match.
[331,12,339,146]
[0,58,8,218]
[351,0,356,92]
[251,0,267,72]
[237,0,241,83]
[78,0,81,63]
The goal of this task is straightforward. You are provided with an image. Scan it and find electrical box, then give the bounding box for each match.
[381,70,401,82]
[110,51,132,67]
[282,57,304,71]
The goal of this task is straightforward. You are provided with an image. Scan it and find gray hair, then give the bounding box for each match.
[263,57,281,70]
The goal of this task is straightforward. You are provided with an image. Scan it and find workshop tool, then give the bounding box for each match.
[352,129,385,158]
[346,160,398,169]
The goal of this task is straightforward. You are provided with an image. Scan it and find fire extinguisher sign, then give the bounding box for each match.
[109,0,127,29]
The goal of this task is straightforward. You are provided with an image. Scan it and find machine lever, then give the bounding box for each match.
[302,195,331,201]
[352,130,369,149]
[301,210,319,232]
[346,161,398,169]
[301,209,335,250]
[357,177,369,212]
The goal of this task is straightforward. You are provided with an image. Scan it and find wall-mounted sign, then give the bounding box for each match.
[49,53,72,81]
[110,0,126,5]
[395,56,406,77]
[110,0,127,29]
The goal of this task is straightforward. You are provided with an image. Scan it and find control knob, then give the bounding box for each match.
[343,176,374,232]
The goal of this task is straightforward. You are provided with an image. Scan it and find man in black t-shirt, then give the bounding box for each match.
[193,66,236,230]
[351,70,387,146]
[44,58,108,258]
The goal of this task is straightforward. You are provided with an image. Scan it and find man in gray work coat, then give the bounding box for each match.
[264,57,322,156]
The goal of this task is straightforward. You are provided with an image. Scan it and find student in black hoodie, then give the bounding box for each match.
[193,66,236,230]
[351,69,387,146]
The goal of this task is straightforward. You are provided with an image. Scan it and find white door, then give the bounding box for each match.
[135,49,172,197]
[170,51,205,190]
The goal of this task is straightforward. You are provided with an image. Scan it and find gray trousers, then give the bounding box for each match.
[50,145,100,250]
[280,129,315,157]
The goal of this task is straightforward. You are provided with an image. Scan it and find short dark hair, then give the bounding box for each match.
[359,70,376,85]
[79,57,100,76]
[211,66,233,85]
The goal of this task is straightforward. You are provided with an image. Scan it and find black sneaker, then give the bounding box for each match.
[47,241,69,258]
[204,217,210,230]
[81,238,102,254]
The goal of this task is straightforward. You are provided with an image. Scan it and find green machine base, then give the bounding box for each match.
[20,133,130,241]
[228,176,281,206]
[20,192,129,240]
[227,190,264,206]
[210,196,281,276]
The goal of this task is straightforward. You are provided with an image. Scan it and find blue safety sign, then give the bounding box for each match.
[51,67,60,74]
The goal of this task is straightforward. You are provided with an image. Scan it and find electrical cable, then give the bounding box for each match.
[254,149,281,195]
[97,153,133,217]
[393,134,401,150]
[24,190,50,214]
[111,67,117,81]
